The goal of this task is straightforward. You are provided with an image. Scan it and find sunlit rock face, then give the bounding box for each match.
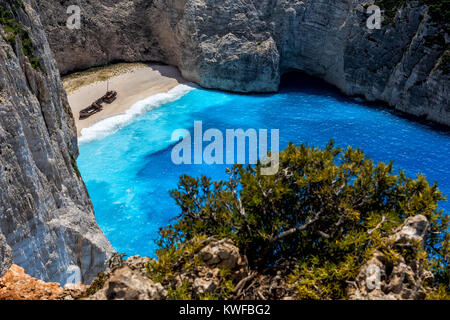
[0,233,12,277]
[0,0,113,285]
[38,0,449,125]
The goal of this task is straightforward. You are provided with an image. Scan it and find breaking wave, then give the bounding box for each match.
[78,83,197,144]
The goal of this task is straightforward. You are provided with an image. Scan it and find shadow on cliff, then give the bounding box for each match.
[280,72,344,97]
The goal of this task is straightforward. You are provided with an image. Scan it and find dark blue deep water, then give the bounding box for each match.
[78,74,450,257]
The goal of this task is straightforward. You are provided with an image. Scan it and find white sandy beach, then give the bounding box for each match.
[64,64,187,137]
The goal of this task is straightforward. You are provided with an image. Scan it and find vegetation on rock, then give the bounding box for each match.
[0,0,43,71]
[375,0,449,74]
[150,142,449,299]
[376,0,449,24]
[437,50,450,75]
[77,273,108,299]
[69,152,81,179]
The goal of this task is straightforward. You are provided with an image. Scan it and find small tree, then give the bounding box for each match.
[157,141,449,298]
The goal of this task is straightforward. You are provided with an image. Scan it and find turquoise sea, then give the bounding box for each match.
[78,74,450,257]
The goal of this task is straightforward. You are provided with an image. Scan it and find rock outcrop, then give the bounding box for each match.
[85,239,298,300]
[88,265,168,300]
[0,0,113,285]
[0,233,12,277]
[83,240,250,300]
[349,215,433,300]
[198,238,248,277]
[184,239,250,298]
[0,264,64,300]
[0,218,436,300]
[37,0,449,126]
[0,264,84,300]
[84,218,438,301]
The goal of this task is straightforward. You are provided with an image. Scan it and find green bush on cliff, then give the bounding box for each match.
[154,141,449,299]
[375,0,450,25]
[424,0,450,23]
[0,1,43,71]
[374,0,407,25]
[437,51,450,75]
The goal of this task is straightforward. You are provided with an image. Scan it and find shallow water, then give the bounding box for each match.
[78,74,450,258]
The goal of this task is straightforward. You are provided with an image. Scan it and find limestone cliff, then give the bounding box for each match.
[0,0,113,284]
[0,0,446,294]
[38,0,449,126]
[0,233,11,277]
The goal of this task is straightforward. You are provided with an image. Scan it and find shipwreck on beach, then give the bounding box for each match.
[79,91,117,120]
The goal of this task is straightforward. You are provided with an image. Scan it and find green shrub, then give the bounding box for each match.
[437,51,450,75]
[0,1,43,71]
[69,152,81,179]
[77,272,108,299]
[168,281,192,300]
[157,141,449,299]
[376,0,449,25]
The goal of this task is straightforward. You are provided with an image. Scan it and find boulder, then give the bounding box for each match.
[199,239,247,271]
[349,215,432,300]
[192,278,217,296]
[390,215,429,244]
[89,266,167,300]
[125,255,151,275]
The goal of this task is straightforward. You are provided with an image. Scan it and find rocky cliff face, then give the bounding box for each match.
[38,0,449,126]
[0,233,11,277]
[349,215,433,300]
[0,0,445,295]
[0,0,113,285]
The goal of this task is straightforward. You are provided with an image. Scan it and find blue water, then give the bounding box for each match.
[78,75,450,258]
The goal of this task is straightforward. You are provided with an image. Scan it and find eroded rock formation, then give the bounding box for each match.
[0,0,113,285]
[88,264,168,300]
[349,215,434,300]
[38,0,449,125]
[0,264,80,300]
[74,217,442,300]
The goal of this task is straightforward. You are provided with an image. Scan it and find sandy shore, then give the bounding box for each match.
[64,63,186,136]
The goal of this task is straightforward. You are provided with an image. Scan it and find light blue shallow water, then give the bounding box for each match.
[78,75,450,258]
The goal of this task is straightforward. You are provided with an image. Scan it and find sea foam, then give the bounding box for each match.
[78,83,196,144]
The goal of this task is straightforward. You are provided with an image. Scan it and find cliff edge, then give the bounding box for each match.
[38,0,449,126]
[0,0,113,285]
[0,215,438,300]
